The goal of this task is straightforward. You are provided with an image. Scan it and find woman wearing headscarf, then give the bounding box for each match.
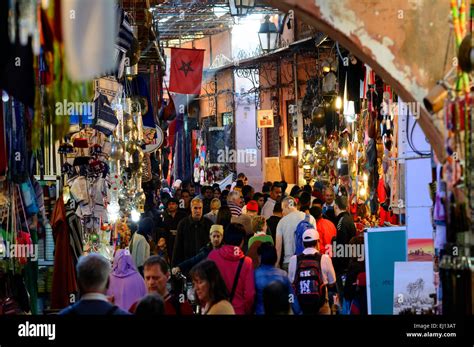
[107,249,147,311]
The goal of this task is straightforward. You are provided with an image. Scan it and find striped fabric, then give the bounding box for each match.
[227,202,242,217]
[114,7,134,78]
[65,208,84,265]
[93,94,118,136]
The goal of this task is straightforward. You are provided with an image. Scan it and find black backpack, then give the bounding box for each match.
[293,253,326,313]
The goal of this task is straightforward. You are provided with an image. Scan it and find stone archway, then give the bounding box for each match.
[265,0,449,162]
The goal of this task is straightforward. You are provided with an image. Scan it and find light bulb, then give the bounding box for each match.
[2,91,9,102]
[359,187,367,197]
[108,212,120,223]
[290,147,298,156]
[107,201,120,214]
[131,209,140,223]
[344,100,356,122]
[107,201,121,223]
[345,114,357,123]
[341,148,348,157]
[335,96,342,110]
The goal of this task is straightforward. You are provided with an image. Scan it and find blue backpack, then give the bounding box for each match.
[294,214,313,256]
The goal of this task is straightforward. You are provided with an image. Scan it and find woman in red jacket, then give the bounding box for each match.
[207,223,255,315]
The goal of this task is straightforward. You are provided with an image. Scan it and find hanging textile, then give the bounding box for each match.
[50,198,77,309]
[115,7,133,79]
[133,74,156,128]
[61,0,117,81]
[0,21,35,107]
[5,100,28,183]
[0,99,7,176]
[24,227,39,315]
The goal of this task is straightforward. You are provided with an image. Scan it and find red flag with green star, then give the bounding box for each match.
[169,48,205,95]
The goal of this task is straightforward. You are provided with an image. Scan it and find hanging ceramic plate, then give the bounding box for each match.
[143,126,164,153]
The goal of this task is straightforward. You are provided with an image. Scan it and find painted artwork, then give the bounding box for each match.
[393,262,435,315]
[408,239,434,261]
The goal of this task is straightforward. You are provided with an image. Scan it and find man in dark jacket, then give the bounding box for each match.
[171,197,213,270]
[333,195,357,313]
[322,187,337,225]
[200,186,214,215]
[161,198,187,259]
[266,202,282,242]
[59,254,129,315]
[171,224,224,275]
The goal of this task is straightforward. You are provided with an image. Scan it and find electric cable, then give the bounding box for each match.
[405,109,431,157]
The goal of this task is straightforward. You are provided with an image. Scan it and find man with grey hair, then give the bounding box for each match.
[172,197,213,271]
[275,196,316,272]
[227,191,253,240]
[204,198,221,224]
[59,254,129,315]
[227,191,243,216]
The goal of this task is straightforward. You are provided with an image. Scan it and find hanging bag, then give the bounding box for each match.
[0,187,25,315]
[0,272,23,315]
[16,185,33,266]
[70,176,89,203]
[93,94,119,136]
[19,178,39,216]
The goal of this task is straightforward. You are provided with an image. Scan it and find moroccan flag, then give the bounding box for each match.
[169,48,205,95]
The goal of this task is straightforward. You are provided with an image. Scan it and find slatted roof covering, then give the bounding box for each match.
[120,0,281,66]
[151,0,281,46]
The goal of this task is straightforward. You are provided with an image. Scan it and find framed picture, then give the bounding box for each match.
[257,109,274,128]
[393,261,435,315]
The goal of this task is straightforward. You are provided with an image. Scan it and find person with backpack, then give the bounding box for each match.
[275,197,316,272]
[288,228,336,315]
[254,243,301,315]
[294,212,316,257]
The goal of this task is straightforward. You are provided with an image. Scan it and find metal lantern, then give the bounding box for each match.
[258,15,278,52]
[229,0,255,16]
